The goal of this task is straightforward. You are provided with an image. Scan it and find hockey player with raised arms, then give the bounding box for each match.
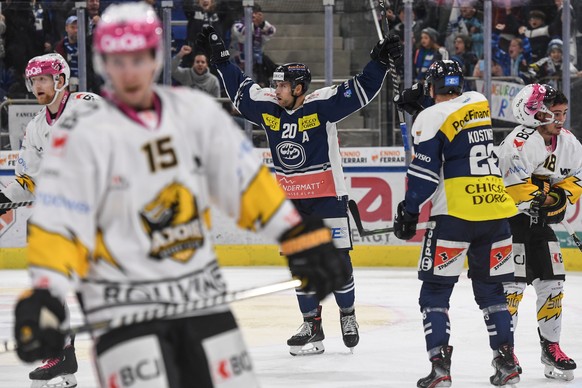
[392,60,520,387]
[497,84,580,381]
[197,25,402,356]
[12,3,350,388]
[0,52,99,388]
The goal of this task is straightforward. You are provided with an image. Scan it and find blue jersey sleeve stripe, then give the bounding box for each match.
[409,163,441,181]
[408,169,440,184]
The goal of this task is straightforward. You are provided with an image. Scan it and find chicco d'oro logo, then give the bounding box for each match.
[101,34,147,52]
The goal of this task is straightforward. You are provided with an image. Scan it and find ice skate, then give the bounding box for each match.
[513,352,522,375]
[340,309,359,352]
[417,345,453,388]
[490,344,520,386]
[29,345,78,388]
[287,305,325,356]
[539,330,576,381]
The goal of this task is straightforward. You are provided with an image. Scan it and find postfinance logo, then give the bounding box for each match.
[262,113,280,131]
[298,114,320,131]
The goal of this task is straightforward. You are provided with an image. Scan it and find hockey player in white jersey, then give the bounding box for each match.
[498,84,581,381]
[0,52,99,388]
[392,60,519,387]
[12,3,349,388]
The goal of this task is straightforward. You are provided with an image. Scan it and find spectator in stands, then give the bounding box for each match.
[520,10,562,62]
[3,0,44,97]
[32,0,52,54]
[231,4,277,87]
[446,0,484,58]
[0,12,7,99]
[492,24,533,79]
[414,27,449,82]
[526,38,579,87]
[87,0,101,35]
[171,45,220,97]
[473,54,505,78]
[451,33,478,77]
[55,15,79,91]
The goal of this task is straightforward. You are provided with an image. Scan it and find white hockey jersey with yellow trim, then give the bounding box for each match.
[27,86,300,328]
[498,125,582,213]
[3,92,100,202]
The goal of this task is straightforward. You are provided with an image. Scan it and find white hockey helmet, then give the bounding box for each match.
[92,2,163,80]
[512,84,555,127]
[24,53,70,96]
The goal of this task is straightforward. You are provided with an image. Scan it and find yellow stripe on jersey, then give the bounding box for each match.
[94,229,121,269]
[203,208,212,229]
[440,101,492,141]
[505,178,543,205]
[444,176,517,221]
[238,165,287,231]
[28,224,90,278]
[15,174,36,194]
[554,176,582,205]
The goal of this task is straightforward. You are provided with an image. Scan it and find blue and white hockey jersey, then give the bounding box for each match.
[404,91,516,221]
[216,60,387,199]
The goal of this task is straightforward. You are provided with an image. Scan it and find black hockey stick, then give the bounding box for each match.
[561,220,582,252]
[0,278,302,354]
[0,200,34,210]
[348,199,434,236]
[378,0,412,166]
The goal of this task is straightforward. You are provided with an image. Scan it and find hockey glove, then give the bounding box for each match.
[528,175,551,222]
[370,34,403,65]
[195,26,230,65]
[540,187,568,224]
[0,191,10,216]
[393,201,419,240]
[280,218,350,301]
[14,289,66,363]
[394,82,426,116]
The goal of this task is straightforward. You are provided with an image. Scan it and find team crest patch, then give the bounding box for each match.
[140,182,204,262]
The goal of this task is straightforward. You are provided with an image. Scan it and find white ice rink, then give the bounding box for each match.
[1,267,582,387]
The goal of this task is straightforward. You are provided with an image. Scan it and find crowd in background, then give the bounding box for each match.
[0,0,581,146]
[387,0,582,90]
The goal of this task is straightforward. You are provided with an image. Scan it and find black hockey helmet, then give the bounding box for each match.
[425,59,464,95]
[272,63,311,95]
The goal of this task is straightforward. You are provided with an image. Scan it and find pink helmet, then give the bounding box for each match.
[24,53,70,94]
[512,84,555,127]
[93,2,163,78]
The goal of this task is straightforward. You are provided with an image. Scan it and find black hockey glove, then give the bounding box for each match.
[370,34,403,65]
[540,187,568,224]
[394,82,426,116]
[0,191,10,216]
[528,175,551,222]
[280,218,350,301]
[393,201,419,240]
[14,289,66,363]
[195,26,230,65]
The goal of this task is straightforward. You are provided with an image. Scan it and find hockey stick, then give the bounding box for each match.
[348,199,434,236]
[378,0,412,166]
[561,220,582,252]
[0,278,303,354]
[0,201,34,210]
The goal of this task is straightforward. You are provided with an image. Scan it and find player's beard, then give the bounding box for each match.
[36,90,56,106]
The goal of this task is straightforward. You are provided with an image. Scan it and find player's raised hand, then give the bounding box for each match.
[196,26,230,65]
[371,34,403,65]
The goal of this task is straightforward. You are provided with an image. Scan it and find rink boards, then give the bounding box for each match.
[1,148,582,270]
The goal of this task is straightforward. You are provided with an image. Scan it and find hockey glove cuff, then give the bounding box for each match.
[393,201,419,240]
[540,187,568,224]
[370,34,403,65]
[14,289,66,363]
[196,26,230,65]
[280,218,350,301]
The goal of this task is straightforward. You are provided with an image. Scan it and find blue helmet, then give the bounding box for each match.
[425,59,464,95]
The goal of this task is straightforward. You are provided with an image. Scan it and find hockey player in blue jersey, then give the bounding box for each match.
[392,60,520,387]
[197,26,403,356]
